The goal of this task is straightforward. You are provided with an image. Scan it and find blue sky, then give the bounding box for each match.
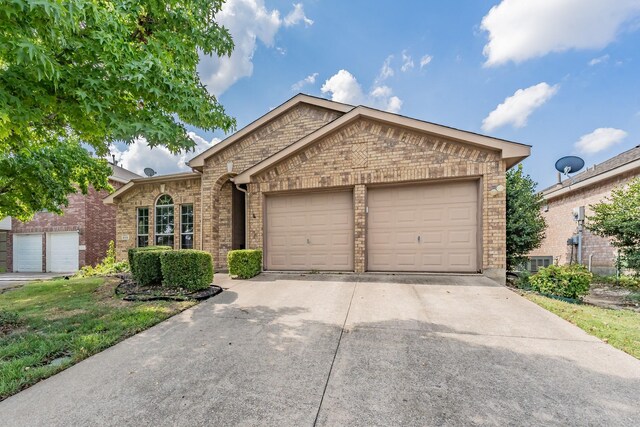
[112,0,640,190]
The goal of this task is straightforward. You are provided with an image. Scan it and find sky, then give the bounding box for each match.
[111,0,640,190]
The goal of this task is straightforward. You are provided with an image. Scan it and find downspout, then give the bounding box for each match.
[588,253,594,272]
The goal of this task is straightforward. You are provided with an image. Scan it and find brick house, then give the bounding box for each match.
[529,146,640,274]
[105,94,530,284]
[3,163,140,273]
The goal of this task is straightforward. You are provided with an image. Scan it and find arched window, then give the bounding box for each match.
[155,195,174,246]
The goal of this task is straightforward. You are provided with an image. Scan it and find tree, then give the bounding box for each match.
[506,164,547,270]
[587,178,640,275]
[0,0,235,220]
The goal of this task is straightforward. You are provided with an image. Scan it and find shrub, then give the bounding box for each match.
[76,240,130,278]
[530,264,592,299]
[127,245,172,269]
[227,249,262,279]
[160,250,213,291]
[593,274,640,289]
[132,248,171,286]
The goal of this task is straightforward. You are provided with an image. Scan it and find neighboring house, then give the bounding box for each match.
[529,145,640,274]
[105,94,530,284]
[5,163,140,273]
[0,216,10,272]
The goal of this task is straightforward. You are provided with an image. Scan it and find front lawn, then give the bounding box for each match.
[0,277,195,400]
[525,293,640,359]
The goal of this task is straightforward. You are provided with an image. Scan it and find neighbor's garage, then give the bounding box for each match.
[265,191,354,271]
[367,180,479,272]
[13,234,43,272]
[46,232,79,272]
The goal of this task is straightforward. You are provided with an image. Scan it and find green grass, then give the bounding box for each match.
[0,277,195,400]
[525,293,640,359]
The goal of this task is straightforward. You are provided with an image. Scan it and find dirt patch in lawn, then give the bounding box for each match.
[585,283,640,312]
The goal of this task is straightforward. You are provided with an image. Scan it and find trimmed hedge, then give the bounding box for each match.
[160,250,213,291]
[228,249,262,279]
[128,246,172,270]
[530,264,592,299]
[130,246,172,287]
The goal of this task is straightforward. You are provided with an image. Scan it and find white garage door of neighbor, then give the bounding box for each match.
[368,181,479,272]
[266,191,354,271]
[47,232,79,273]
[13,234,43,272]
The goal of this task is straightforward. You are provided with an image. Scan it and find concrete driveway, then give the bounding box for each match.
[2,274,639,426]
[0,272,66,292]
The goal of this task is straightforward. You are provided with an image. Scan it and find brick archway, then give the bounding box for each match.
[209,173,237,270]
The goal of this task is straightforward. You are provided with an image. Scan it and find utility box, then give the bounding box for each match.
[572,206,585,221]
[567,235,579,246]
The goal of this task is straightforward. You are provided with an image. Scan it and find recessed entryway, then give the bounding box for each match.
[367,180,479,272]
[265,190,354,271]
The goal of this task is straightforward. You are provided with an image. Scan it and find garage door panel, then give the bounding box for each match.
[266,191,354,271]
[48,232,79,272]
[368,181,479,272]
[14,234,43,272]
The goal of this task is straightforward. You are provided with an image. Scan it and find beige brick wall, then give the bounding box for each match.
[201,103,343,270]
[247,118,507,278]
[114,178,201,261]
[530,170,640,272]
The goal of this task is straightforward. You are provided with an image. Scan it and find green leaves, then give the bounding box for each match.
[587,178,640,274]
[506,164,547,270]
[0,0,235,218]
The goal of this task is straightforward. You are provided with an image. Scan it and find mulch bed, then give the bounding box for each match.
[115,274,222,301]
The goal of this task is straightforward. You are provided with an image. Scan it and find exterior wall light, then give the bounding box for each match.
[489,184,505,197]
[227,161,234,173]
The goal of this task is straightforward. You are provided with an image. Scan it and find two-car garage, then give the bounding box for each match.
[264,180,479,273]
[12,232,79,273]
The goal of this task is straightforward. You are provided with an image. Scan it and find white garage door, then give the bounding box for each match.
[47,232,79,272]
[368,181,479,272]
[13,234,43,272]
[266,191,354,271]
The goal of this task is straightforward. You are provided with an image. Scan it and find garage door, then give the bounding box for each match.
[47,232,79,272]
[266,191,354,271]
[368,181,479,272]
[13,234,43,272]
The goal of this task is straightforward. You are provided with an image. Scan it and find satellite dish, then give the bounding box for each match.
[555,156,585,176]
[143,167,157,177]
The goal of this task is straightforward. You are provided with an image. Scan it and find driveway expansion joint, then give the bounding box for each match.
[312,282,357,427]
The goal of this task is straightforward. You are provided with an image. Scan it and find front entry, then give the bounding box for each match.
[265,191,354,271]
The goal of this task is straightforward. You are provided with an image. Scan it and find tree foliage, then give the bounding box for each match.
[0,0,235,220]
[587,178,640,274]
[506,164,547,270]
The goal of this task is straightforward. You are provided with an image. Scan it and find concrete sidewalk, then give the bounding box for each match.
[1,273,639,426]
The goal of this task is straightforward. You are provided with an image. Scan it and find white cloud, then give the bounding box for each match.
[376,55,394,83]
[197,0,313,96]
[482,82,559,132]
[481,0,640,66]
[574,128,628,154]
[420,55,433,68]
[321,70,364,105]
[401,51,414,72]
[321,70,403,113]
[291,72,319,91]
[110,133,221,176]
[588,54,610,65]
[284,3,314,27]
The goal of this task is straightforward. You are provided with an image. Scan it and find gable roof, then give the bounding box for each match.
[108,162,142,184]
[542,145,640,200]
[103,171,201,204]
[187,93,354,169]
[233,105,531,184]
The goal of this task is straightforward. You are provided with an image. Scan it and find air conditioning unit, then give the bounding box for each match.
[572,206,585,221]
